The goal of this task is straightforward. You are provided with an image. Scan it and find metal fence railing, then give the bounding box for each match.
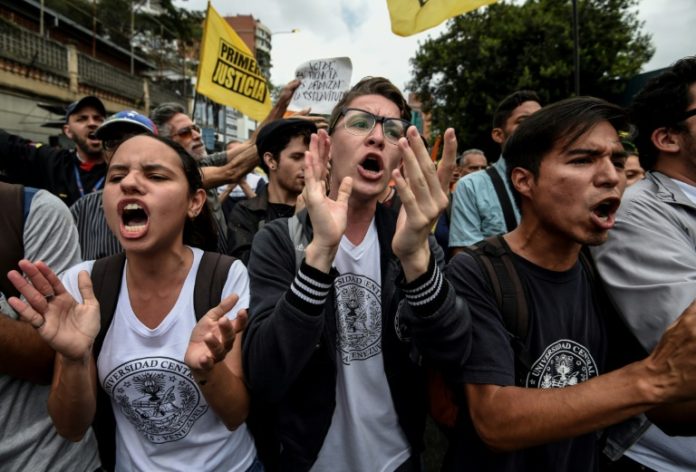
[0,17,185,108]
[0,18,69,78]
[77,53,143,100]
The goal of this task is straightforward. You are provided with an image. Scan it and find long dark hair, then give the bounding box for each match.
[109,135,218,251]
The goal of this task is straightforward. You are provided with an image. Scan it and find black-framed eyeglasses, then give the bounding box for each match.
[173,124,201,139]
[330,107,411,144]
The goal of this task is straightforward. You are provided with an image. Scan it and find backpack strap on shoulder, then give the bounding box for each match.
[485,166,517,232]
[91,253,126,357]
[465,235,532,384]
[194,252,236,321]
[88,252,125,472]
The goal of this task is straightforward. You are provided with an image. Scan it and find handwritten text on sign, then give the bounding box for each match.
[290,57,352,115]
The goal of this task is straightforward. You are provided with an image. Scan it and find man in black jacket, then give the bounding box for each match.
[0,96,106,206]
[227,118,316,264]
[243,77,470,470]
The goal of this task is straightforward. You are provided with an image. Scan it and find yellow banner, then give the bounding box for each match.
[387,0,496,36]
[196,4,271,121]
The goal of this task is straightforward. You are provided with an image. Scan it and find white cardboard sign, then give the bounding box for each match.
[289,57,353,115]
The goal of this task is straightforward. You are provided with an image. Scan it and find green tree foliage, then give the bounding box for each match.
[408,0,654,155]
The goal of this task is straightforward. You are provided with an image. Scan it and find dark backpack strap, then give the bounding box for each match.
[194,252,236,321]
[465,235,531,385]
[485,166,517,232]
[0,183,25,299]
[91,253,126,356]
[90,252,126,472]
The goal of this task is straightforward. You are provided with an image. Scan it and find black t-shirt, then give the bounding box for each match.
[267,202,294,221]
[445,251,610,472]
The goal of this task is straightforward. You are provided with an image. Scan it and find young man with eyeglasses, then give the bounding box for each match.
[243,77,470,470]
[592,56,696,471]
[0,96,107,206]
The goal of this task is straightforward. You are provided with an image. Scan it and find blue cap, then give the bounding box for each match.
[64,96,106,123]
[95,110,158,141]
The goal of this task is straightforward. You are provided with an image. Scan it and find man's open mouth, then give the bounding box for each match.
[591,197,620,223]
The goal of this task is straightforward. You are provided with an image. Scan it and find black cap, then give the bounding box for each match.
[256,118,318,158]
[64,96,106,123]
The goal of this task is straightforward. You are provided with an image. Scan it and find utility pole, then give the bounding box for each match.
[571,0,580,95]
[92,0,97,57]
[130,1,135,74]
[39,0,45,36]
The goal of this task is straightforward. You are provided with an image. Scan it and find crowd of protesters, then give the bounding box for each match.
[1,55,694,472]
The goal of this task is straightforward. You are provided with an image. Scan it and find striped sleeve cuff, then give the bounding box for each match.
[285,259,336,316]
[400,256,447,317]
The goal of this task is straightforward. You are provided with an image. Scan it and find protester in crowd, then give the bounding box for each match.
[458,148,488,177]
[70,110,157,259]
[7,135,258,471]
[0,181,100,471]
[437,148,490,256]
[227,118,317,264]
[446,96,696,471]
[0,96,107,206]
[592,56,696,471]
[242,77,469,470]
[449,91,541,252]
[620,138,646,186]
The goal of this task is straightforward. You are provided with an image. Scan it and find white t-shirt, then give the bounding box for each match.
[312,220,410,472]
[61,247,255,472]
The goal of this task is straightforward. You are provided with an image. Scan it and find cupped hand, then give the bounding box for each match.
[392,127,456,278]
[185,294,247,373]
[302,130,352,271]
[7,260,99,361]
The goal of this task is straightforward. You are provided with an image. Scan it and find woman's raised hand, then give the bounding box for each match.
[7,260,100,361]
[185,294,247,373]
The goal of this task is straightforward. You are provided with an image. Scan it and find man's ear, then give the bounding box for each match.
[62,124,72,140]
[510,167,534,201]
[491,127,505,145]
[263,152,277,171]
[651,127,681,154]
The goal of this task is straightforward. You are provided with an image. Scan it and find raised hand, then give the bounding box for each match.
[392,126,456,280]
[7,260,100,361]
[303,129,352,273]
[185,294,247,374]
[645,299,696,402]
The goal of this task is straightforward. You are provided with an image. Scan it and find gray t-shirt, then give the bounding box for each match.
[0,189,100,471]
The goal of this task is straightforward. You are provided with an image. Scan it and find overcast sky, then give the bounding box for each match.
[176,0,695,94]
